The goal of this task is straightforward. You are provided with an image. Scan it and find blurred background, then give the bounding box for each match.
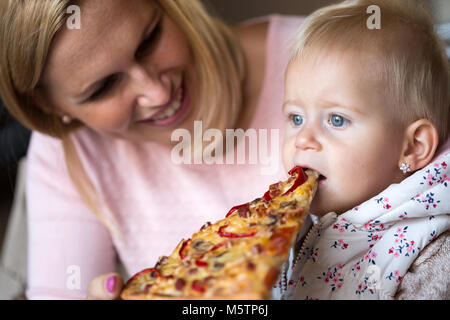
[0,0,449,298]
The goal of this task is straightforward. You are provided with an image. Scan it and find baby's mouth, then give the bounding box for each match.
[298,165,327,184]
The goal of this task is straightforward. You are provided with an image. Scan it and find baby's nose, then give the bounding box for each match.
[295,128,322,151]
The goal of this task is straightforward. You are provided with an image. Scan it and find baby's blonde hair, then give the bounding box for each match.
[289,0,449,146]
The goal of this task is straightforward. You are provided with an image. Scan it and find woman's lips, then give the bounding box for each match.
[137,85,183,122]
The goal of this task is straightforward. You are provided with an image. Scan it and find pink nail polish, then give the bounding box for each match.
[106,275,116,293]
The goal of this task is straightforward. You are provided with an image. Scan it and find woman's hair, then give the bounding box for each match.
[289,0,450,146]
[0,0,245,237]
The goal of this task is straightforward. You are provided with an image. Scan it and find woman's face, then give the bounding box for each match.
[39,0,196,143]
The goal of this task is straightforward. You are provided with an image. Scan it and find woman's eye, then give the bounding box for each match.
[88,76,117,101]
[329,114,350,128]
[289,114,304,126]
[136,21,162,59]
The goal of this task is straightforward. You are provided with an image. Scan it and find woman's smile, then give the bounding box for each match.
[136,75,190,127]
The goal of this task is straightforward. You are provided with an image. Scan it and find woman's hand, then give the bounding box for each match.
[87,273,124,300]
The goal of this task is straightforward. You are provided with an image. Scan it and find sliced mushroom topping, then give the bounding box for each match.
[266,213,278,226]
[250,197,262,205]
[214,251,228,259]
[213,262,225,270]
[279,200,297,208]
[191,239,214,253]
[155,255,168,268]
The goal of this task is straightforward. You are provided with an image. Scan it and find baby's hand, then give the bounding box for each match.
[87,273,123,300]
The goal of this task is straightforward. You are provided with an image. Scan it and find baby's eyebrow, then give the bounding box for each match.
[283,98,366,116]
[320,99,366,116]
[282,99,303,110]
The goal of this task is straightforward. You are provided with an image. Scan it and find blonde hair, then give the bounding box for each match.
[0,0,245,238]
[289,0,449,146]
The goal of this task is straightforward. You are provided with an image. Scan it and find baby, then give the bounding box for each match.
[275,0,450,299]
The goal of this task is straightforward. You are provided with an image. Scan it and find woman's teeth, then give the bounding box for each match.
[151,88,183,121]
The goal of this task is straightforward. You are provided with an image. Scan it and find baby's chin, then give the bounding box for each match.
[309,195,356,217]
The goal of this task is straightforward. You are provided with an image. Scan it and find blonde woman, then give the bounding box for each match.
[0,0,305,299]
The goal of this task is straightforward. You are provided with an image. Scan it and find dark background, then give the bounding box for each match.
[0,0,449,252]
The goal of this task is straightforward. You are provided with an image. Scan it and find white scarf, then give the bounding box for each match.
[277,145,450,300]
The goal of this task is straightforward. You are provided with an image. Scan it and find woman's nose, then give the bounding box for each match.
[294,125,322,151]
[129,63,170,108]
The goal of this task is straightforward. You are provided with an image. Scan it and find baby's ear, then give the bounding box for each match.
[399,119,439,171]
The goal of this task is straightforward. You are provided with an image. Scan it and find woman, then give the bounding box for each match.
[0,0,304,299]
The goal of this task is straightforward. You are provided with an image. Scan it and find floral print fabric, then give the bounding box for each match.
[279,147,450,300]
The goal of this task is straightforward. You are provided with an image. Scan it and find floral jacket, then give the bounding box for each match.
[273,140,450,300]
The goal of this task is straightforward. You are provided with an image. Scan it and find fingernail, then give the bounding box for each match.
[106,275,116,293]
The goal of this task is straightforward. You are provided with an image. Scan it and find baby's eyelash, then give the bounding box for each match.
[328,114,351,128]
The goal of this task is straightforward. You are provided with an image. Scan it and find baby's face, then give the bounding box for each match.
[282,50,406,216]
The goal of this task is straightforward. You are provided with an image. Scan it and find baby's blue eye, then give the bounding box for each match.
[329,114,350,128]
[291,114,304,126]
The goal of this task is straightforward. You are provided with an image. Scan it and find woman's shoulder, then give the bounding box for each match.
[395,230,449,299]
[28,126,107,159]
[27,126,126,175]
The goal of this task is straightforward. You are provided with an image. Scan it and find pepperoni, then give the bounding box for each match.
[175,278,186,291]
[143,284,152,294]
[226,203,250,218]
[191,279,206,293]
[238,206,251,218]
[188,268,198,275]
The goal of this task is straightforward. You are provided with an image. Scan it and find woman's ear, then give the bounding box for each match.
[399,119,439,171]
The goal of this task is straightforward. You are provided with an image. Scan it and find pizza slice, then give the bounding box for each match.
[121,167,318,300]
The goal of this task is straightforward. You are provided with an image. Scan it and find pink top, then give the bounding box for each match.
[25,15,306,299]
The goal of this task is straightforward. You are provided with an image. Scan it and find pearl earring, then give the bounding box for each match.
[400,162,411,175]
[62,115,72,124]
